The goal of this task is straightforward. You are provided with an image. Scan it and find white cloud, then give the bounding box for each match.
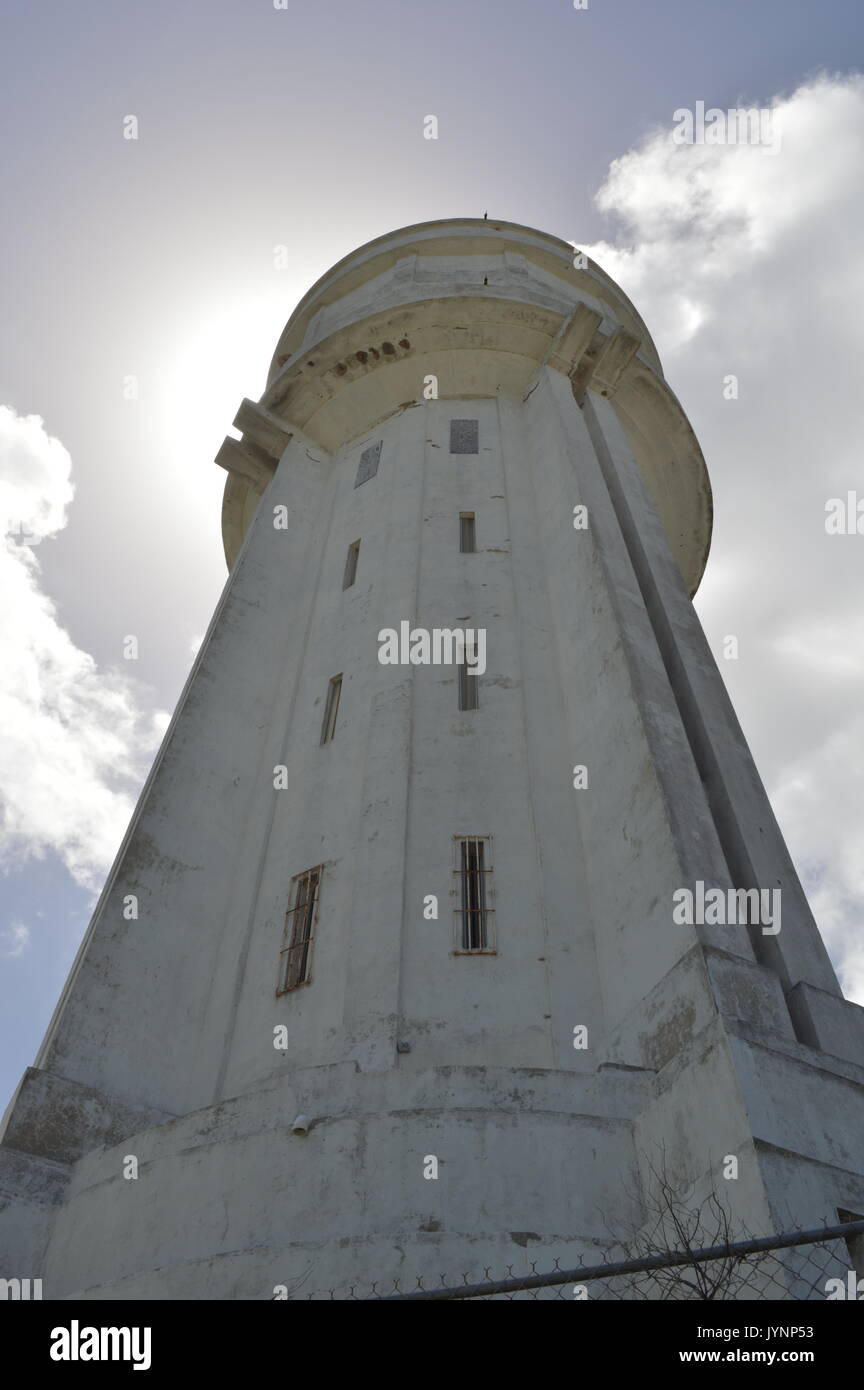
[0,407,167,893]
[152,709,171,736]
[583,73,864,1003]
[0,405,74,545]
[0,920,30,958]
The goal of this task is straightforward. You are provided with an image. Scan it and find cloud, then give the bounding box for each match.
[582,73,864,1002]
[0,407,166,893]
[0,920,30,958]
[0,405,74,545]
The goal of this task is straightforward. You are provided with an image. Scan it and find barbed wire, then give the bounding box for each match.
[279,1218,864,1301]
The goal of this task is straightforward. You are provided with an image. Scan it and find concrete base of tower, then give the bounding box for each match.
[2,1037,863,1299]
[5,1064,648,1299]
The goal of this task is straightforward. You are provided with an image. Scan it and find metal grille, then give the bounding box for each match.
[459,513,476,553]
[343,540,360,589]
[454,836,493,951]
[278,867,321,993]
[320,674,342,744]
[450,419,478,454]
[354,440,381,487]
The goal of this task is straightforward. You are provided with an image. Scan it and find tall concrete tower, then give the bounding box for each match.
[3,219,864,1300]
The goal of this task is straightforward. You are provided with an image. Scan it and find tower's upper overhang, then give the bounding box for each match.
[218,218,712,593]
[265,218,666,385]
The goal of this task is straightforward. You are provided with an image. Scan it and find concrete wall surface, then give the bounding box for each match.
[2,221,862,1300]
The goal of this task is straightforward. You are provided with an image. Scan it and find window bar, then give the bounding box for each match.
[474,840,487,949]
[461,839,470,950]
[280,868,320,991]
[459,838,488,950]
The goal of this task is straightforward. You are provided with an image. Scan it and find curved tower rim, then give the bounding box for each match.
[219,217,713,593]
[267,217,665,383]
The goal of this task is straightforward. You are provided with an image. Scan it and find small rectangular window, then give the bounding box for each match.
[453,836,494,952]
[354,440,381,487]
[459,513,476,553]
[278,866,321,993]
[450,419,478,454]
[343,539,360,588]
[458,645,479,711]
[320,674,342,743]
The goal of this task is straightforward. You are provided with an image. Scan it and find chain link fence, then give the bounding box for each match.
[280,1218,864,1301]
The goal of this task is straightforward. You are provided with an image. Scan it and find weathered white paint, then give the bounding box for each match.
[2,219,863,1300]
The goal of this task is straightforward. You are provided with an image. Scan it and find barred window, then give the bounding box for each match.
[453,836,494,952]
[459,513,476,553]
[320,674,342,744]
[278,867,321,993]
[343,539,360,589]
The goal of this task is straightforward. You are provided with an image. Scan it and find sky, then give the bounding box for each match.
[1,0,864,1114]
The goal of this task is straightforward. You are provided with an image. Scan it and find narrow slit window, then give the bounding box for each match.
[320,674,342,744]
[453,836,494,951]
[343,539,360,589]
[278,866,321,993]
[458,644,479,711]
[459,513,476,553]
[450,419,478,454]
